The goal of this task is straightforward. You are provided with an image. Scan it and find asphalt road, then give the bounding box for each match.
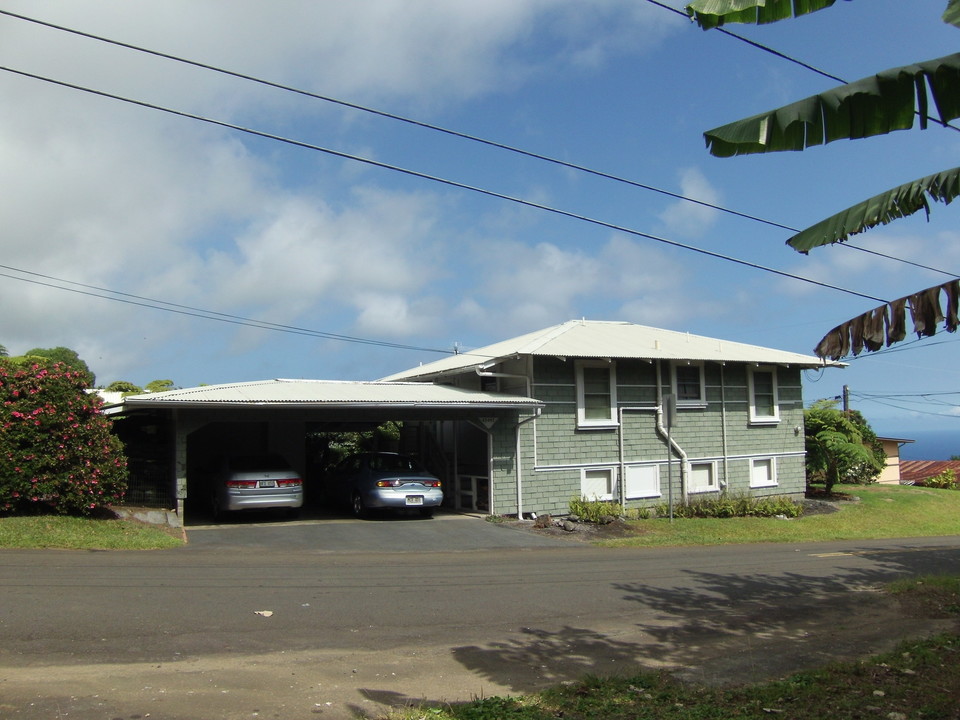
[1,516,959,720]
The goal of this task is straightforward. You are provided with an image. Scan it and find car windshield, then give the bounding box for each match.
[368,454,424,473]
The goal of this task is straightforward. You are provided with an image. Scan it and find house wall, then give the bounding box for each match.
[487,356,807,517]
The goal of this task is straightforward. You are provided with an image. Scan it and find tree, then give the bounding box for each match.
[24,346,95,386]
[803,400,885,494]
[685,0,960,359]
[145,379,176,393]
[0,345,7,358]
[105,380,145,395]
[0,357,128,515]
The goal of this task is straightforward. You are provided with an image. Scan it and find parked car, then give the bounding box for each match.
[210,454,303,519]
[326,452,443,518]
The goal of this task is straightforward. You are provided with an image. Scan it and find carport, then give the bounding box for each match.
[106,379,542,524]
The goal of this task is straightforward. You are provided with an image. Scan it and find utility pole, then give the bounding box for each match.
[843,385,850,415]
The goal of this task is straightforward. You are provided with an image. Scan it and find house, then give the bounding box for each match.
[109,319,833,522]
[382,319,831,517]
[875,436,915,484]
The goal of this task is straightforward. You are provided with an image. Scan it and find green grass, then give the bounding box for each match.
[598,483,960,548]
[0,514,184,550]
[389,624,960,720]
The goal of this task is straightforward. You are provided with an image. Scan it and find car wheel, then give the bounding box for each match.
[419,507,434,519]
[351,493,367,519]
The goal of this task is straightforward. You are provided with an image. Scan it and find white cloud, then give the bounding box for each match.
[657,168,722,239]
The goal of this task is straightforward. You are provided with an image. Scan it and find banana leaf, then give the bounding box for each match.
[944,0,960,28]
[787,167,960,251]
[702,54,960,157]
[685,0,843,29]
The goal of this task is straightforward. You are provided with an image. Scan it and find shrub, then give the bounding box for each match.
[569,497,622,523]
[924,469,958,490]
[655,494,803,519]
[0,358,128,515]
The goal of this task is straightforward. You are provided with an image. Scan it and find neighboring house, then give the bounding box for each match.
[899,460,960,486]
[875,436,914,484]
[383,319,831,517]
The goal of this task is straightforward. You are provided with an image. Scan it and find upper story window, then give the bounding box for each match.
[748,366,780,423]
[576,361,617,428]
[672,362,705,406]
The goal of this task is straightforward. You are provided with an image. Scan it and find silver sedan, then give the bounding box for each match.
[326,452,443,518]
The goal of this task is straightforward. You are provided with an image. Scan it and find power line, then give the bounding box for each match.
[4,7,956,283]
[0,265,452,355]
[0,8,794,233]
[0,63,890,305]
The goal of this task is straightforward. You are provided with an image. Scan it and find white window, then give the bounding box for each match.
[750,457,778,488]
[625,465,660,499]
[688,461,719,494]
[748,366,780,423]
[672,363,705,406]
[576,361,617,427]
[581,468,616,501]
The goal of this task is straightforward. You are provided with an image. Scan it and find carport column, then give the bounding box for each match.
[173,410,188,520]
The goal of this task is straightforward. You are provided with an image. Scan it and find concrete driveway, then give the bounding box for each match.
[184,509,578,552]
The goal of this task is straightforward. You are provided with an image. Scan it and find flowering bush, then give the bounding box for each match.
[0,358,127,515]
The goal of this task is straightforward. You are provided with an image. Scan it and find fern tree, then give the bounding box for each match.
[804,400,884,494]
[686,0,960,358]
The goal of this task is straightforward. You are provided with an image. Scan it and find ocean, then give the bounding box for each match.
[885,429,960,461]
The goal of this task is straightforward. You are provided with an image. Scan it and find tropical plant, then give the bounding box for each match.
[144,379,176,393]
[0,357,128,515]
[803,399,884,493]
[685,0,960,358]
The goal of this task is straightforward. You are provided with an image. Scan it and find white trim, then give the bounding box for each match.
[748,365,780,424]
[576,360,618,428]
[750,457,778,488]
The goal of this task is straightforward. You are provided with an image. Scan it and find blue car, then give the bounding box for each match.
[326,452,443,518]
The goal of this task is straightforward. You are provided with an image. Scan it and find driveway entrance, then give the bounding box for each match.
[184,510,575,552]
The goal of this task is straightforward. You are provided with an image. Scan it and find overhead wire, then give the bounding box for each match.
[0,63,891,306]
[4,4,958,284]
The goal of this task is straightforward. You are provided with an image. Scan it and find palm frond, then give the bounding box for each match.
[703,54,960,157]
[685,0,842,29]
[944,0,960,28]
[787,167,960,251]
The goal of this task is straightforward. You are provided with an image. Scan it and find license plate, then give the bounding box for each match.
[258,480,277,488]
[405,495,424,506]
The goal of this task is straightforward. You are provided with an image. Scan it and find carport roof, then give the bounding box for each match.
[105,378,542,411]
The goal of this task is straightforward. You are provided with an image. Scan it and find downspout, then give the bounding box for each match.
[720,363,729,491]
[655,360,688,504]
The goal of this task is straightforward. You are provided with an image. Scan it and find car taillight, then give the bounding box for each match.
[226,480,258,489]
[277,478,302,487]
[423,480,441,487]
[377,480,401,487]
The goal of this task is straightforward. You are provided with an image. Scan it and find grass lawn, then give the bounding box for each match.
[0,513,184,550]
[598,483,960,548]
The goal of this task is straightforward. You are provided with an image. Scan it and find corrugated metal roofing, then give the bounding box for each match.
[381,319,834,381]
[113,379,541,409]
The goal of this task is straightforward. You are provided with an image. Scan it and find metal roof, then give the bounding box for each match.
[382,319,835,381]
[109,379,542,411]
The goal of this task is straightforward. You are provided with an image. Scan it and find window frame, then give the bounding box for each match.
[672,362,706,407]
[750,457,778,488]
[625,464,661,499]
[688,460,719,494]
[581,467,616,501]
[748,365,780,424]
[575,360,618,429]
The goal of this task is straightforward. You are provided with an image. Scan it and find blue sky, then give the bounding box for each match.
[2,1,959,446]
